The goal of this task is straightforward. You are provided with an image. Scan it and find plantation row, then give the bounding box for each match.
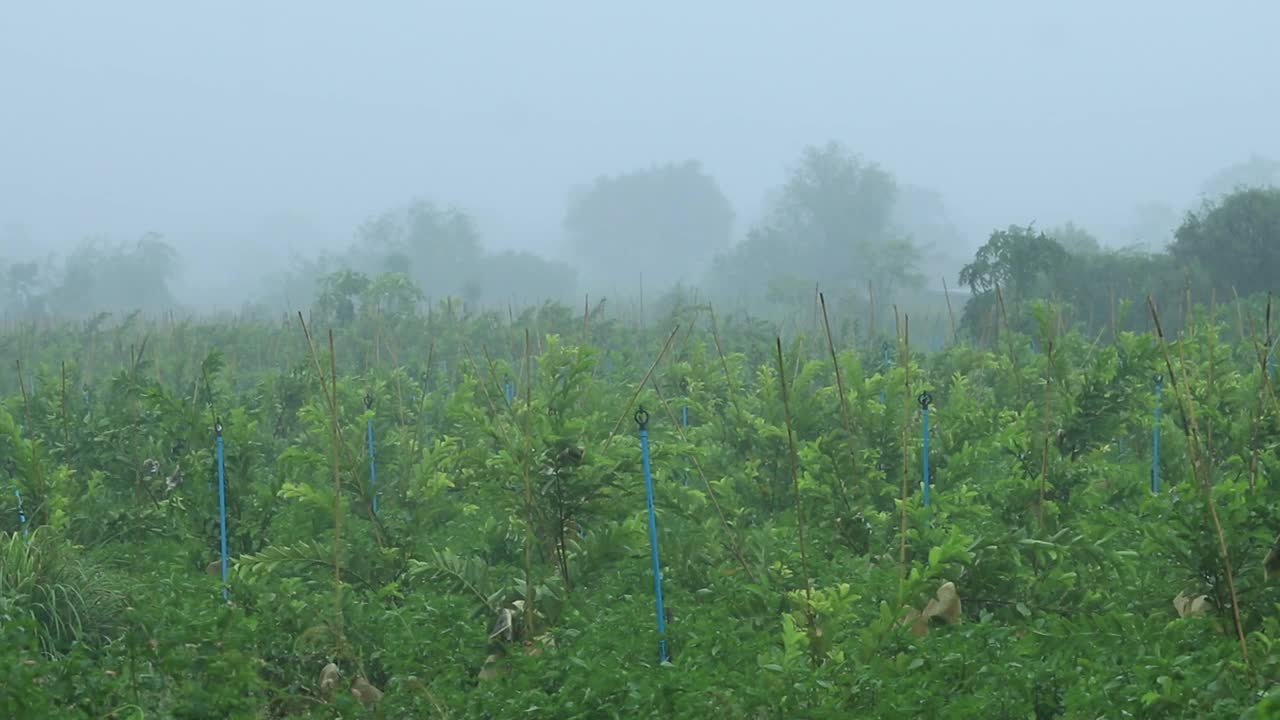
[3,296,1280,718]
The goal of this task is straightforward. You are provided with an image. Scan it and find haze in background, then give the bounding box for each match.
[2,2,1277,306]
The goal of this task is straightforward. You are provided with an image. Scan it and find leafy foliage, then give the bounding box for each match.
[2,271,1279,717]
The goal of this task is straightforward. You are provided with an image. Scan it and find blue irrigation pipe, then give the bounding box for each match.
[1152,375,1162,494]
[215,419,230,602]
[14,488,28,539]
[637,408,669,663]
[365,393,378,516]
[919,391,933,508]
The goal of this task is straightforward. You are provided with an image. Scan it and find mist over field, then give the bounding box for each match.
[11,5,1280,716]
[1,2,1278,320]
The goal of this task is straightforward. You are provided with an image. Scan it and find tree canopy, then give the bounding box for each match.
[1171,187,1280,297]
[710,141,922,313]
[564,160,734,292]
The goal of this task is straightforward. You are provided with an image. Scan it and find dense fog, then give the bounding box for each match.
[2,2,1278,321]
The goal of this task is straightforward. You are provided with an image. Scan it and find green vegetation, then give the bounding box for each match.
[3,151,1280,717]
[3,267,1280,717]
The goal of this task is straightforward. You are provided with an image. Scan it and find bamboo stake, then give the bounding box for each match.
[1147,296,1249,668]
[520,329,536,637]
[995,284,1024,401]
[708,306,743,418]
[15,360,48,525]
[775,338,813,617]
[60,361,70,453]
[650,380,756,582]
[819,293,859,508]
[942,277,958,344]
[1038,328,1054,529]
[296,313,388,548]
[897,309,911,575]
[1207,288,1218,454]
[327,330,345,646]
[603,324,680,449]
[868,280,877,344]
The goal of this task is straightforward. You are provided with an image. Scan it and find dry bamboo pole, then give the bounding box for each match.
[896,308,911,575]
[15,359,48,525]
[519,329,536,637]
[995,284,1024,402]
[1147,296,1249,669]
[708,306,743,418]
[296,313,388,548]
[650,380,756,582]
[775,338,813,616]
[603,324,680,449]
[1207,289,1218,454]
[327,329,346,647]
[942,277,958,344]
[1037,318,1054,529]
[60,361,70,453]
[819,293,859,507]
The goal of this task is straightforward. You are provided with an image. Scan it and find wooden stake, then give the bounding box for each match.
[775,338,813,614]
[819,293,859,508]
[942,276,958,344]
[603,325,680,449]
[1147,296,1249,668]
[897,311,911,575]
[520,329,536,637]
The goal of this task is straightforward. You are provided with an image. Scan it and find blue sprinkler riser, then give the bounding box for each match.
[14,488,28,538]
[216,427,230,602]
[922,405,931,507]
[638,420,669,664]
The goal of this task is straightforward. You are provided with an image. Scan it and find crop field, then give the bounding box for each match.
[2,290,1280,719]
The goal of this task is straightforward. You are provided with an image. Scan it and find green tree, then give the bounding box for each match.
[959,225,1067,299]
[958,225,1068,336]
[1170,187,1280,297]
[361,271,424,320]
[1049,222,1101,255]
[1200,154,1279,200]
[479,250,578,306]
[564,160,734,291]
[1,261,43,318]
[46,233,179,316]
[353,200,484,296]
[893,184,965,283]
[315,269,371,324]
[711,141,920,311]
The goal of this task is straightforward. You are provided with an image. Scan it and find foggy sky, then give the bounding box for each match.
[2,2,1278,301]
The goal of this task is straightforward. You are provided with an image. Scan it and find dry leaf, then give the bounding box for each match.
[1265,534,1280,580]
[1173,592,1211,618]
[897,607,929,637]
[319,662,340,696]
[351,677,383,706]
[929,581,962,625]
[478,653,505,681]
